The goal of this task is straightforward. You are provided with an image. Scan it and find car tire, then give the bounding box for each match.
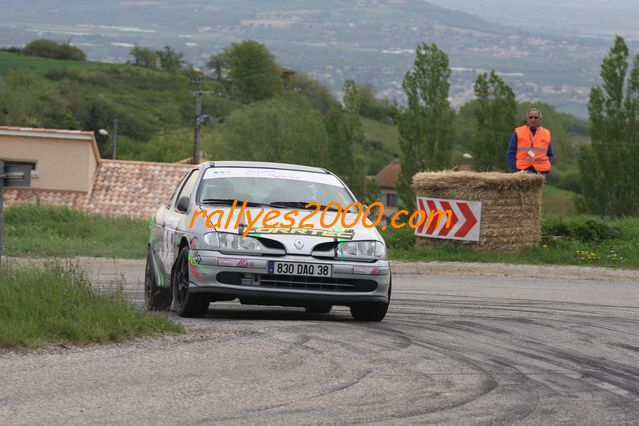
[144,247,172,311]
[172,246,210,318]
[305,304,332,314]
[350,276,391,321]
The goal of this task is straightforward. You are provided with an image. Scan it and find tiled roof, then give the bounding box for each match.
[2,188,87,209]
[375,157,400,189]
[4,159,194,219]
[176,157,210,164]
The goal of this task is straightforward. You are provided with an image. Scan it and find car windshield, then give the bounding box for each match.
[197,167,355,207]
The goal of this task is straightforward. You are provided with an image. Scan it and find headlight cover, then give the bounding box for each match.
[204,232,261,251]
[336,240,386,259]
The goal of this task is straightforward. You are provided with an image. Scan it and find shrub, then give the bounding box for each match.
[542,215,622,242]
[379,225,415,251]
[44,67,82,81]
[0,46,22,53]
[23,39,86,61]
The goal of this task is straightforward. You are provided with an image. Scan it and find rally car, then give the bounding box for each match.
[145,161,391,320]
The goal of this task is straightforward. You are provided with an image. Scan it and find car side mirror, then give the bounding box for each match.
[176,195,190,213]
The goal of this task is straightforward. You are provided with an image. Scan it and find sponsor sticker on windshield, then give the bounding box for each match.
[249,227,355,240]
[202,167,342,186]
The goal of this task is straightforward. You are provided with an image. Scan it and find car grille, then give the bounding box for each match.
[216,272,377,292]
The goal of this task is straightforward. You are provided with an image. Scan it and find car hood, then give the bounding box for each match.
[192,205,383,255]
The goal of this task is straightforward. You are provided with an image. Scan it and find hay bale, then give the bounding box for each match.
[413,170,544,251]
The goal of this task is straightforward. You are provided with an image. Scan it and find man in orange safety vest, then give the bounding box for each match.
[506,107,553,175]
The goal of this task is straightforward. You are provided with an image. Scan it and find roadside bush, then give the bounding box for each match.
[23,39,86,61]
[547,169,581,193]
[44,67,82,81]
[0,46,22,53]
[542,215,622,242]
[379,225,415,251]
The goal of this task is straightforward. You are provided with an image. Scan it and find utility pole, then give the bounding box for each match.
[194,86,203,164]
[191,74,218,164]
[112,117,118,160]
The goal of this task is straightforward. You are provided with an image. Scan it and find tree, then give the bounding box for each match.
[286,73,339,114]
[216,40,281,102]
[322,80,368,199]
[62,111,80,130]
[206,54,225,81]
[215,99,327,166]
[157,45,184,74]
[23,38,86,61]
[130,45,158,69]
[471,70,517,171]
[397,42,455,209]
[1,68,68,128]
[577,35,639,216]
[355,83,399,122]
[139,128,192,162]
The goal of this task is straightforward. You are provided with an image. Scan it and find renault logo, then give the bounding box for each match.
[294,239,304,250]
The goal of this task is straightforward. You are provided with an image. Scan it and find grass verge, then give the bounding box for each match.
[0,261,182,349]
[5,205,638,268]
[542,185,577,216]
[4,204,148,258]
[381,215,639,269]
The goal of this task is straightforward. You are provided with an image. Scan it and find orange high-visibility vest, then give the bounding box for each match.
[515,125,551,172]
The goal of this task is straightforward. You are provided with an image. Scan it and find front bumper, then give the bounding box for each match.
[187,250,391,306]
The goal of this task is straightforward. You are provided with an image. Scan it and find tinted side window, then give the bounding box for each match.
[166,173,188,208]
[174,170,200,210]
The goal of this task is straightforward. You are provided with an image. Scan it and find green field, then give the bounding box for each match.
[542,185,577,216]
[361,116,400,152]
[381,215,639,268]
[0,51,138,78]
[4,204,148,259]
[5,204,637,269]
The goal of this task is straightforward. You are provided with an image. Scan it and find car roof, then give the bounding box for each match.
[205,161,329,174]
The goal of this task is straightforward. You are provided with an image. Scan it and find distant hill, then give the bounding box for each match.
[2,0,636,117]
[0,48,589,192]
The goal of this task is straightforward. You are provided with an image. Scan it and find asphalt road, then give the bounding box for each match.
[1,259,639,424]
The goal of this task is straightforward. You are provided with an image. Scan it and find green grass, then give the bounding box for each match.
[0,262,182,349]
[381,216,639,269]
[4,204,148,259]
[6,205,637,269]
[361,116,399,150]
[0,50,139,78]
[542,185,577,216]
[361,116,400,174]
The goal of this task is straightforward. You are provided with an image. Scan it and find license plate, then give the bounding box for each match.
[268,261,332,277]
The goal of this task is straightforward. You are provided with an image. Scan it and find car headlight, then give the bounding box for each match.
[204,232,261,251]
[336,241,386,259]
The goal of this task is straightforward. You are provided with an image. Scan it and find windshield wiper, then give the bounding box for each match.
[269,201,342,211]
[200,198,263,207]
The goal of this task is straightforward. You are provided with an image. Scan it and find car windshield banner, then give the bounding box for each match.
[249,227,355,240]
[202,167,343,187]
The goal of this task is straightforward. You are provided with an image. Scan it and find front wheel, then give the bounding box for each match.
[305,304,332,314]
[144,247,172,311]
[350,277,391,321]
[172,246,210,318]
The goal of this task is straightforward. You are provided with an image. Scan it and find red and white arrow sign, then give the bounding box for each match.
[414,197,481,241]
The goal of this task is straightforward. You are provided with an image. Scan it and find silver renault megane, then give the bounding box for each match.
[145,161,391,320]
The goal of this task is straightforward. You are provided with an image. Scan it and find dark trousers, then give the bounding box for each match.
[520,167,549,177]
